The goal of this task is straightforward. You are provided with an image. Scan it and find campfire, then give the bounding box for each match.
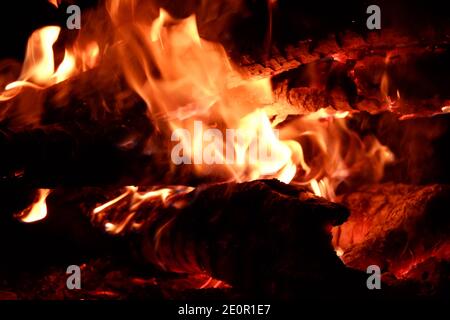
[0,0,449,301]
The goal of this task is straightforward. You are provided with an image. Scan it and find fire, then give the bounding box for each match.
[104,5,394,197]
[6,26,61,90]
[107,5,300,184]
[53,50,77,83]
[92,186,194,235]
[84,6,397,277]
[1,0,398,284]
[48,0,59,8]
[279,109,394,200]
[1,27,99,101]
[335,247,344,257]
[0,1,394,199]
[16,189,51,223]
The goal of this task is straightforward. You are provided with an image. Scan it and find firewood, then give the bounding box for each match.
[268,46,450,116]
[2,32,450,187]
[89,179,369,296]
[333,183,450,276]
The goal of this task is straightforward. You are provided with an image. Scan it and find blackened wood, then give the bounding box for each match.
[269,44,450,116]
[113,179,357,296]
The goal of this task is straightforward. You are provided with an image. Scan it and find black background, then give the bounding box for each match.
[1,1,450,61]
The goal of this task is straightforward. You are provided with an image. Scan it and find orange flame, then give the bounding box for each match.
[16,189,51,223]
[86,2,395,221]
[92,186,194,235]
[1,27,99,101]
[48,0,59,8]
[0,2,399,276]
[0,2,396,197]
[6,26,61,90]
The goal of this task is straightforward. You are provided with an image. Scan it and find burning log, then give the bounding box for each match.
[91,179,372,297]
[276,111,450,188]
[0,64,230,187]
[269,45,450,116]
[333,183,450,276]
[233,21,450,116]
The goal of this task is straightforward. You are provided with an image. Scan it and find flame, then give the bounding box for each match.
[1,27,99,100]
[279,109,394,199]
[88,5,395,279]
[104,6,394,197]
[16,189,51,223]
[86,2,395,216]
[335,247,344,257]
[0,0,399,284]
[11,26,61,88]
[48,0,59,8]
[92,186,194,235]
[53,50,77,83]
[107,6,301,184]
[0,2,396,197]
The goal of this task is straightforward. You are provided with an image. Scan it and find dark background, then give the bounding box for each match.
[1,0,450,61]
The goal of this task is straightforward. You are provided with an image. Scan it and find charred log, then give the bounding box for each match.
[268,43,450,115]
[89,179,381,298]
[333,183,450,276]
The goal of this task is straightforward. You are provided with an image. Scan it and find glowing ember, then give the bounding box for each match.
[16,189,51,223]
[0,1,395,198]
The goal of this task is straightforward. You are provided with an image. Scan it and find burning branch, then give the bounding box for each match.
[92,179,353,295]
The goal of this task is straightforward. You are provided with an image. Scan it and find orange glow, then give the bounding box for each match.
[87,3,395,216]
[280,108,394,199]
[53,50,77,83]
[1,29,99,101]
[48,0,59,8]
[0,2,396,198]
[16,189,51,223]
[107,6,302,184]
[0,1,402,285]
[92,186,194,235]
[335,247,344,257]
[14,26,61,87]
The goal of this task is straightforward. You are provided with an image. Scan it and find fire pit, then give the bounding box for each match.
[0,0,449,302]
